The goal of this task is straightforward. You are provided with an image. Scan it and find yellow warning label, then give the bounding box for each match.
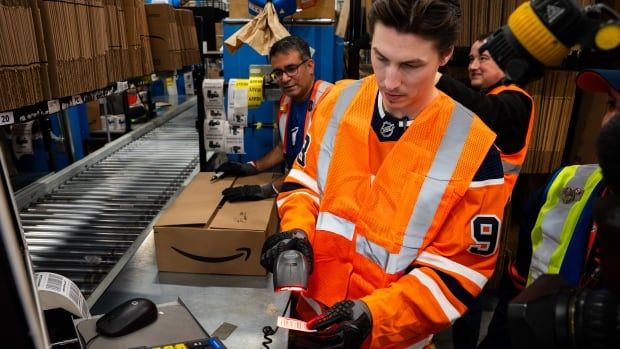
[234,79,249,88]
[248,76,263,108]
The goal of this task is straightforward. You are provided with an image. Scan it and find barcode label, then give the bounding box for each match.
[35,272,91,318]
[277,316,316,332]
[48,100,60,114]
[69,282,81,304]
[117,81,129,92]
[0,111,14,126]
[45,273,64,293]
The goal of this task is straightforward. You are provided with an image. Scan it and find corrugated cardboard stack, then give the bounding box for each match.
[86,0,109,89]
[0,0,51,112]
[521,70,578,174]
[175,9,200,66]
[38,0,108,98]
[104,0,130,83]
[116,0,130,80]
[122,0,153,78]
[146,3,182,72]
[104,0,121,82]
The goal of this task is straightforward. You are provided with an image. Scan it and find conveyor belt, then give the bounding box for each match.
[16,99,200,305]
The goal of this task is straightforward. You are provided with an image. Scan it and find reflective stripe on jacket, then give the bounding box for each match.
[278,75,506,348]
[487,84,534,194]
[528,164,604,286]
[277,80,333,155]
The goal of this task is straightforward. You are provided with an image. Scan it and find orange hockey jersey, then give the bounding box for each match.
[277,75,506,348]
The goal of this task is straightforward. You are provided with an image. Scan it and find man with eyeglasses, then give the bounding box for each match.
[217,36,333,202]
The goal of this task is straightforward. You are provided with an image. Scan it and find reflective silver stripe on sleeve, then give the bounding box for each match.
[404,335,433,349]
[416,251,487,288]
[356,234,418,272]
[306,81,332,123]
[409,268,461,321]
[316,212,356,241]
[502,160,521,175]
[316,80,362,196]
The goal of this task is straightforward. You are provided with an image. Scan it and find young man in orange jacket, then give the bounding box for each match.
[216,36,332,202]
[260,1,507,348]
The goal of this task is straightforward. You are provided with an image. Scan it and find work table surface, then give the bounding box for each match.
[91,230,290,349]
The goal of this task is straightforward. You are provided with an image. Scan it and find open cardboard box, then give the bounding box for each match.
[154,172,278,275]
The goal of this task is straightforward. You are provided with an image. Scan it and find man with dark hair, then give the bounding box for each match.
[437,35,534,195]
[260,1,507,348]
[435,34,535,349]
[216,35,332,202]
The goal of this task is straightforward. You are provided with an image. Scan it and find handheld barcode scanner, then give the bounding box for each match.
[273,250,308,292]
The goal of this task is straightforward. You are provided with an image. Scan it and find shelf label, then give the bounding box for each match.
[71,95,83,106]
[0,111,14,126]
[117,81,129,92]
[48,100,60,114]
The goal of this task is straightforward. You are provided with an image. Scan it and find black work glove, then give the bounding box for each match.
[292,300,372,349]
[214,161,258,177]
[222,183,276,202]
[260,229,314,273]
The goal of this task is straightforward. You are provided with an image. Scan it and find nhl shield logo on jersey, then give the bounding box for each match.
[380,120,395,138]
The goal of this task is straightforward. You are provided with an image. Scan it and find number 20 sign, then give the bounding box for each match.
[0,112,14,126]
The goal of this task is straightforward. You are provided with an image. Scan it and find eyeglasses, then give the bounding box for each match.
[269,59,309,81]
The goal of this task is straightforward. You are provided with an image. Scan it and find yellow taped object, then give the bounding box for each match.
[235,79,249,88]
[595,24,620,51]
[508,2,570,66]
[248,76,263,108]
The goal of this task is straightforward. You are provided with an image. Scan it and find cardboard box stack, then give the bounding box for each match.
[145,3,182,72]
[215,21,223,50]
[122,0,153,78]
[0,0,51,112]
[175,9,200,67]
[521,70,578,174]
[38,0,109,98]
[104,0,130,83]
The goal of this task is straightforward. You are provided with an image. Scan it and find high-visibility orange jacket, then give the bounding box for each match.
[277,75,507,348]
[487,84,535,195]
[277,80,333,164]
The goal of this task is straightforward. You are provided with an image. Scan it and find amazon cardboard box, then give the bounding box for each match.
[153,172,278,275]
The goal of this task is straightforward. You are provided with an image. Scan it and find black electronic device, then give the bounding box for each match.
[95,298,158,337]
[273,250,308,293]
[481,0,619,83]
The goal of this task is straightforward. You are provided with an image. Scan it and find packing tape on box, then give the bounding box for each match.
[248,76,263,108]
